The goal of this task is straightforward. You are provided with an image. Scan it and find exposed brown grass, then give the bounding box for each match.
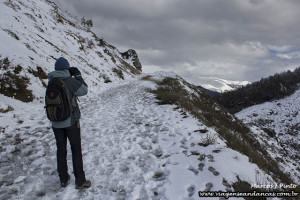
[112,68,124,80]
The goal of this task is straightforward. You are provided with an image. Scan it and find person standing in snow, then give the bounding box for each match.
[47,57,91,189]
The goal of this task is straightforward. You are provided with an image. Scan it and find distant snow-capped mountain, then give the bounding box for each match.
[180,73,250,93]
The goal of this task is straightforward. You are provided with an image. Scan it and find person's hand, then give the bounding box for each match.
[69,67,81,76]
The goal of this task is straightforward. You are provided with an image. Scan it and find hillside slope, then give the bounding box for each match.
[236,89,300,184]
[0,0,141,103]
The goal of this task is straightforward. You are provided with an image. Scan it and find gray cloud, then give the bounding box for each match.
[53,0,300,81]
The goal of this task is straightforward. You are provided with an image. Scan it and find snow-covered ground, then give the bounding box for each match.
[0,75,277,200]
[236,89,300,184]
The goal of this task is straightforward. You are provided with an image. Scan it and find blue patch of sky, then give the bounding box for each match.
[269,49,278,54]
[268,46,300,55]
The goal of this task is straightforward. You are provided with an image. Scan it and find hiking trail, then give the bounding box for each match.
[0,78,270,200]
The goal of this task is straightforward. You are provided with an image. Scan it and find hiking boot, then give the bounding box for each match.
[61,174,70,187]
[75,180,91,189]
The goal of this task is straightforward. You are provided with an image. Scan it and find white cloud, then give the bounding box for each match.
[277,52,300,60]
[53,0,300,81]
[225,41,269,58]
[174,60,249,81]
[139,49,166,60]
[143,64,165,73]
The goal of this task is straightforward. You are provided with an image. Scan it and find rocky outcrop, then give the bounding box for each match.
[121,49,142,72]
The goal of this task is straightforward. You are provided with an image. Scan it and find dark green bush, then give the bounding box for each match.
[28,66,47,88]
[0,57,11,70]
[0,57,34,102]
[13,65,22,74]
[0,72,33,102]
[28,66,47,80]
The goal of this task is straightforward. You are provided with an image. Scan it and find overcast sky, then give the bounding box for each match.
[53,0,300,81]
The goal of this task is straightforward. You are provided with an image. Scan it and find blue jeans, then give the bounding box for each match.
[53,124,86,185]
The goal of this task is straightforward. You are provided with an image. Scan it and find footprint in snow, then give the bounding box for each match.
[190,150,200,156]
[187,166,199,175]
[180,145,188,150]
[119,163,130,173]
[150,137,158,144]
[152,148,163,158]
[198,163,205,171]
[182,149,188,155]
[168,133,176,137]
[208,166,220,176]
[152,171,167,181]
[198,154,206,162]
[139,141,152,150]
[187,185,195,197]
[180,137,187,144]
[212,149,222,153]
[205,182,213,191]
[207,154,214,162]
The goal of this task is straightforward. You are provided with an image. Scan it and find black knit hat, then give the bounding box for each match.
[55,57,70,70]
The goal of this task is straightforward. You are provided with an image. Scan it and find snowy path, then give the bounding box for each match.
[0,78,272,200]
[78,81,170,199]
